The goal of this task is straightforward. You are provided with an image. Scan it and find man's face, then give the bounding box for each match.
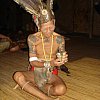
[40,20,55,37]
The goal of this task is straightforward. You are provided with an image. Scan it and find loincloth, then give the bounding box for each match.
[29,57,58,91]
[30,66,58,75]
[30,66,58,91]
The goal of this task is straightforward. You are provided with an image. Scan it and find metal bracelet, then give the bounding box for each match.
[44,61,50,68]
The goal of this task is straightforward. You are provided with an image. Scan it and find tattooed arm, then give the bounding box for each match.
[28,34,37,57]
[56,35,65,52]
[56,35,68,63]
[28,34,44,68]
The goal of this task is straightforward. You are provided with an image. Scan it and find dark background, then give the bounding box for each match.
[0,0,100,37]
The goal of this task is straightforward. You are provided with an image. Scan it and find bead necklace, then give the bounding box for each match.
[41,33,54,61]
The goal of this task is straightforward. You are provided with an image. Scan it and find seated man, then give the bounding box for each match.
[13,0,68,100]
[0,34,11,52]
[0,33,26,53]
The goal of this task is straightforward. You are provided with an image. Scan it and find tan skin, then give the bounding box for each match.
[13,20,68,100]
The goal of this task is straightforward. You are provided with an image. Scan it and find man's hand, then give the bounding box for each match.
[61,52,68,64]
[52,58,64,67]
[51,52,68,67]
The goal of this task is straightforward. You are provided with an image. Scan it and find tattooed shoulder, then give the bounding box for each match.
[28,34,37,43]
[56,35,63,44]
[28,34,37,54]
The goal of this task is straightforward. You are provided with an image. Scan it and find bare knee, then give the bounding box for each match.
[54,84,67,96]
[13,71,25,82]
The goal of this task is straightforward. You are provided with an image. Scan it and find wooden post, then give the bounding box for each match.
[89,0,94,38]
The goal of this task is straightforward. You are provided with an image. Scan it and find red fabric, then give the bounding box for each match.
[30,66,58,75]
[30,66,34,71]
[52,68,58,75]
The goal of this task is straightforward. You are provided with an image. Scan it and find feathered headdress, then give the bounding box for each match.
[13,0,54,30]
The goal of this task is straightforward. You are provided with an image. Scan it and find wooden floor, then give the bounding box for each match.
[0,36,100,100]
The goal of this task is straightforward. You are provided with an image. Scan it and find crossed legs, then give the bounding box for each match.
[13,71,67,100]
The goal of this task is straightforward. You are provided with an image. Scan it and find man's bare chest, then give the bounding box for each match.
[36,39,59,55]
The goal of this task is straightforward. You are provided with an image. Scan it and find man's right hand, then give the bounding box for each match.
[50,58,64,67]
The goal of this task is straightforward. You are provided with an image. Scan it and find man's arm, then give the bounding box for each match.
[28,34,44,68]
[56,35,65,52]
[56,35,68,63]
